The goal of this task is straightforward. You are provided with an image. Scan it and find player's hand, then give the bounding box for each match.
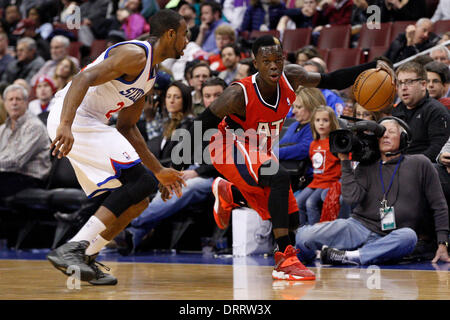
[51,123,74,159]
[432,244,450,263]
[376,60,396,85]
[159,183,172,202]
[154,168,186,198]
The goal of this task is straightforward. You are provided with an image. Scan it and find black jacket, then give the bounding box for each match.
[392,93,450,162]
[384,32,441,64]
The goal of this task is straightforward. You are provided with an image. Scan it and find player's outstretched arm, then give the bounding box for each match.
[284,60,395,92]
[51,45,147,158]
[117,96,186,198]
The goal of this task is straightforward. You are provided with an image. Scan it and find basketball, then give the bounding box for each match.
[352,68,395,112]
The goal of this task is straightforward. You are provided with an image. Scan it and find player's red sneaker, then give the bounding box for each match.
[272,245,316,281]
[212,177,238,229]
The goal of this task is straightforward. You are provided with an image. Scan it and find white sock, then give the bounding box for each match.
[85,234,109,256]
[69,216,106,243]
[345,250,361,264]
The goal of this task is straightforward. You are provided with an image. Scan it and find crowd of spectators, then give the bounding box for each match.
[0,0,449,263]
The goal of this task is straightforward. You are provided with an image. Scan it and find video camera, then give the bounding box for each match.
[329,116,386,165]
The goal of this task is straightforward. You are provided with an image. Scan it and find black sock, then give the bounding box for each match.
[231,185,247,206]
[276,235,292,253]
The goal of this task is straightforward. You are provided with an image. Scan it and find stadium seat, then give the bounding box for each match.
[4,157,91,250]
[365,46,389,63]
[282,28,312,53]
[327,48,363,72]
[433,20,450,36]
[389,20,416,43]
[317,48,329,65]
[317,25,351,49]
[357,22,392,49]
[68,41,81,61]
[89,39,108,61]
[249,30,281,40]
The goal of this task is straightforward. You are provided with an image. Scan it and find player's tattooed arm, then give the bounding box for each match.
[208,84,247,120]
[284,63,321,91]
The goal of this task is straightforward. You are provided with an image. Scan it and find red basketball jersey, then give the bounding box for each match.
[218,72,297,146]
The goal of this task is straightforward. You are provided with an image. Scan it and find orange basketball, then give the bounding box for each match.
[352,68,396,112]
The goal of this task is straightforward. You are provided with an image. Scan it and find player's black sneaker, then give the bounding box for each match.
[47,240,96,281]
[86,254,118,286]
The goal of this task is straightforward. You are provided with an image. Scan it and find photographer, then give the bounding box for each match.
[295,117,450,265]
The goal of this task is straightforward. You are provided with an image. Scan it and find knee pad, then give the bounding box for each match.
[102,164,158,217]
[259,160,290,188]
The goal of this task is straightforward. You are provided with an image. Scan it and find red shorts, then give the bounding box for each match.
[209,128,299,220]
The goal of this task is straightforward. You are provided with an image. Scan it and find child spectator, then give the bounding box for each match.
[295,105,341,225]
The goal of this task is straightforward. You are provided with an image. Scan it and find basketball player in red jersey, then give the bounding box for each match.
[173,36,395,281]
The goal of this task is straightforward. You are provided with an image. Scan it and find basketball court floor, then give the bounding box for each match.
[0,248,449,301]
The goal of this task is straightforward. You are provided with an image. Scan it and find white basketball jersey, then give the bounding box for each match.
[55,40,156,123]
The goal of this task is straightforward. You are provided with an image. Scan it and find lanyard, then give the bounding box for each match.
[379,155,403,202]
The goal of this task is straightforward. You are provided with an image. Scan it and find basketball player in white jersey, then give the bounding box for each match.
[46,10,189,285]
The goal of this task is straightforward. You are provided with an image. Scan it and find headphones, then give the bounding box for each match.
[377,116,412,155]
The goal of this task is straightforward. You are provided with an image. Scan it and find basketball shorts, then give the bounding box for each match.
[47,98,141,198]
[209,128,298,220]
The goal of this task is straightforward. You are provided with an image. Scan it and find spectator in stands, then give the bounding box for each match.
[59,0,80,24]
[276,0,326,33]
[384,18,440,64]
[1,37,45,85]
[0,32,15,78]
[0,82,7,125]
[223,0,249,30]
[392,61,450,162]
[234,57,258,81]
[26,6,53,40]
[53,57,79,92]
[354,103,379,121]
[189,61,211,115]
[3,4,22,46]
[436,137,450,206]
[295,105,341,226]
[431,0,450,22]
[240,0,286,32]
[115,81,219,254]
[31,35,79,86]
[425,61,450,109]
[218,45,241,85]
[275,86,323,187]
[295,46,321,66]
[177,0,199,42]
[207,24,237,72]
[0,84,51,198]
[28,76,56,118]
[12,18,50,60]
[13,78,31,96]
[430,45,450,66]
[315,0,353,30]
[201,77,227,110]
[296,117,450,265]
[116,0,149,40]
[302,60,344,115]
[376,0,426,22]
[78,0,110,48]
[195,1,228,54]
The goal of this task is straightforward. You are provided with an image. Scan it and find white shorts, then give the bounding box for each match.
[47,98,141,198]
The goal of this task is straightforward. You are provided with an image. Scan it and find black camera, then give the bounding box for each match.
[329,119,386,165]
